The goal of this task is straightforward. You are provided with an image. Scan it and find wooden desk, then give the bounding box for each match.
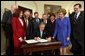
[21,41,62,55]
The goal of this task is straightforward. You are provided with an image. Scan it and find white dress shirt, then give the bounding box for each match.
[19,18,24,26]
[25,19,29,27]
[40,31,43,38]
[44,20,47,24]
[76,12,80,19]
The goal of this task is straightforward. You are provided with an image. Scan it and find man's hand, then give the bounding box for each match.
[37,37,41,41]
[24,36,26,40]
[52,37,55,39]
[34,37,37,40]
[47,37,51,42]
[67,37,70,41]
[19,37,23,42]
[34,37,41,41]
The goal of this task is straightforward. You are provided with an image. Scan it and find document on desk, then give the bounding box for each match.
[38,39,48,42]
[25,39,38,44]
[25,39,48,44]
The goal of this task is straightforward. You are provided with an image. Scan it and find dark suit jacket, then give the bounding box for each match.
[1,10,13,40]
[2,10,13,32]
[33,28,49,39]
[69,11,84,41]
[22,17,34,39]
[45,19,56,37]
[32,18,42,31]
[1,10,14,53]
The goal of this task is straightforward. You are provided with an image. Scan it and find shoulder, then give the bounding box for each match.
[35,28,39,32]
[80,11,84,15]
[3,10,11,15]
[6,10,12,15]
[12,17,18,21]
[70,12,75,15]
[64,17,70,21]
[64,17,69,19]
[55,18,59,22]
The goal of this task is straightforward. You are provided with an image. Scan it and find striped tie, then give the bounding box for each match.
[73,13,77,24]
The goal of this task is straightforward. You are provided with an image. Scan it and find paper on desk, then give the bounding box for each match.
[38,39,48,42]
[25,39,38,44]
[25,39,48,44]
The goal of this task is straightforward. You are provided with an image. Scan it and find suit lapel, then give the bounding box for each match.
[39,30,41,38]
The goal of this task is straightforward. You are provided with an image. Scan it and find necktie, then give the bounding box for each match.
[73,13,77,24]
[74,13,77,19]
[25,19,28,29]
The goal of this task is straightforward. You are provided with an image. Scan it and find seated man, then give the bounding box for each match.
[33,22,51,41]
[33,22,51,55]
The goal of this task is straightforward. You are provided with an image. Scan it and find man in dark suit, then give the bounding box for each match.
[1,4,18,55]
[23,10,34,40]
[32,12,41,32]
[33,22,51,55]
[69,3,84,55]
[29,10,34,20]
[41,13,48,24]
[33,22,51,40]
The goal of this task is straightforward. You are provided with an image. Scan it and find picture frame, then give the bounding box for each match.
[44,4,61,18]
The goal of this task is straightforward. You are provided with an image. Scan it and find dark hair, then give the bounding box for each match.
[49,13,56,18]
[57,8,67,15]
[74,3,82,8]
[39,22,46,26]
[34,12,38,15]
[13,9,21,17]
[24,10,31,14]
[30,10,32,14]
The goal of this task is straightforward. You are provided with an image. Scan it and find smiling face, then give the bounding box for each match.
[42,14,47,20]
[58,12,64,19]
[50,15,55,21]
[39,23,45,31]
[74,5,81,13]
[34,14,39,19]
[39,24,45,31]
[24,10,30,19]
[11,4,18,13]
[57,8,66,19]
[19,11,23,18]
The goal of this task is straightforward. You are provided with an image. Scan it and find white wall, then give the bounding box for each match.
[17,1,37,15]
[1,1,15,21]
[1,1,84,19]
[35,1,84,17]
[1,1,37,20]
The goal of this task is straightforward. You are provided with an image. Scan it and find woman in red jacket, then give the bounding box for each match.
[12,9,26,55]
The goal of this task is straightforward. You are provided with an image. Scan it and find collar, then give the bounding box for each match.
[11,10,13,14]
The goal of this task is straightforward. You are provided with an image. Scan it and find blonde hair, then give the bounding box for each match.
[57,8,67,15]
